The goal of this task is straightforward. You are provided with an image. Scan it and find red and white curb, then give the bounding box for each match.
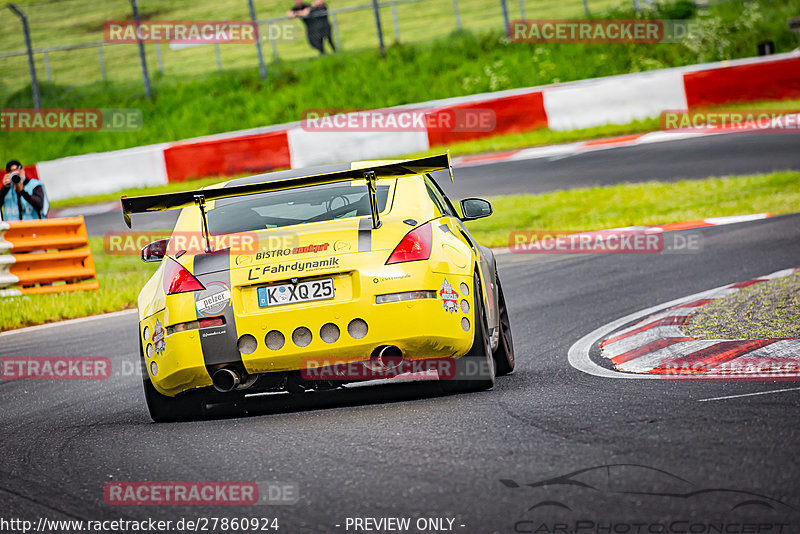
[568,266,800,380]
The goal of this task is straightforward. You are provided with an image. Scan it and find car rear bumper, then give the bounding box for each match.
[140,266,475,397]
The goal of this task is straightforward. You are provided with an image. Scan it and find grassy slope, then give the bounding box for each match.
[683,271,800,339]
[4,0,800,166]
[4,169,799,331]
[0,0,613,92]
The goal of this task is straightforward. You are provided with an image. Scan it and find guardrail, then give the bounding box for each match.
[0,216,98,297]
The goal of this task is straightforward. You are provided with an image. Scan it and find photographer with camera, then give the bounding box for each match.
[1,160,49,221]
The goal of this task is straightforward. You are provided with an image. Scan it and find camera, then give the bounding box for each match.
[10,173,21,185]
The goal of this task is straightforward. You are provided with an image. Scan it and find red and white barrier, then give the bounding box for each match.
[30,51,800,200]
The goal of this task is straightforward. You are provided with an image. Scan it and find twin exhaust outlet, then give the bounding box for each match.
[210,345,405,393]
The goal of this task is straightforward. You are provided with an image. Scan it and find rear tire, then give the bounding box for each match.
[139,338,206,422]
[440,272,495,394]
[493,276,515,376]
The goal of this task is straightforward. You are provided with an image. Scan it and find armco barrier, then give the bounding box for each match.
[0,217,98,297]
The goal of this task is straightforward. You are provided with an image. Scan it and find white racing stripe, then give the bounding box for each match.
[698,387,800,402]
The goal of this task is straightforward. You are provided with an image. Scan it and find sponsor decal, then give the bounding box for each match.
[254,242,330,261]
[439,278,459,314]
[247,258,340,280]
[201,330,227,338]
[195,281,231,317]
[372,273,411,283]
[255,249,292,260]
[152,319,166,356]
[292,243,330,254]
[333,240,351,252]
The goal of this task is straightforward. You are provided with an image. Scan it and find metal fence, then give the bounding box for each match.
[0,0,627,101]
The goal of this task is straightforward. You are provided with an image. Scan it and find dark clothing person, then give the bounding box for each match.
[1,160,49,221]
[0,177,47,220]
[291,2,335,54]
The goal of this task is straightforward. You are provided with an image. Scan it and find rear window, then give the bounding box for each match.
[208,182,390,234]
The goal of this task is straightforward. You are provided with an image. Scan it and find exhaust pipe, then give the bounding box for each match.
[371,345,404,369]
[212,368,242,393]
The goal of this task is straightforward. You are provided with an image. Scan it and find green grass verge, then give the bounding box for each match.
[4,169,799,331]
[464,170,800,247]
[3,0,799,166]
[683,271,800,339]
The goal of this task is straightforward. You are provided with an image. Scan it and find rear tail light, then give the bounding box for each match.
[199,317,224,328]
[376,290,437,304]
[162,257,205,295]
[166,317,225,336]
[386,223,432,264]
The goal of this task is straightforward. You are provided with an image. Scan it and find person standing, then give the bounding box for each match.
[288,0,336,55]
[1,160,49,221]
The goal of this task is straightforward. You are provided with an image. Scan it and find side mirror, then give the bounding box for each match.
[460,198,493,221]
[141,239,169,263]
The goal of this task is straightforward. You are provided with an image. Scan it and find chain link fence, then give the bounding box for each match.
[0,0,622,99]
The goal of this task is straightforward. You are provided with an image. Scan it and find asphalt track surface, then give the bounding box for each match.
[83,130,800,236]
[1,131,799,532]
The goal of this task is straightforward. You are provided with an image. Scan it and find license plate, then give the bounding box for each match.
[257,278,335,308]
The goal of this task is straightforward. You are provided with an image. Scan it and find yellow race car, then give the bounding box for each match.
[122,154,514,422]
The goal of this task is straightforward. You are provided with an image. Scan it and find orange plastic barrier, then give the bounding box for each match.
[0,216,98,296]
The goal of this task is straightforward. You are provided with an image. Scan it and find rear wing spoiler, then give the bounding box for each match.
[121,153,453,230]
